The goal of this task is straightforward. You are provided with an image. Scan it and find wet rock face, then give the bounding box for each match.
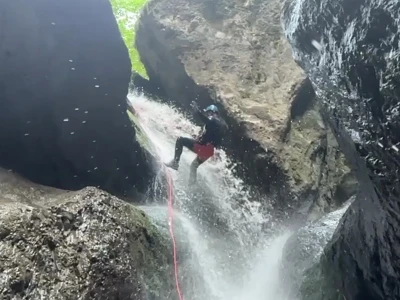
[0,0,155,198]
[281,200,352,299]
[0,169,176,300]
[283,0,400,299]
[135,0,355,214]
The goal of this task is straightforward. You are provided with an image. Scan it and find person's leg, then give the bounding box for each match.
[188,143,214,184]
[166,137,195,170]
[174,137,195,161]
[189,157,204,185]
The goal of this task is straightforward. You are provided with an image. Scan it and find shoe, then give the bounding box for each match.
[165,160,179,170]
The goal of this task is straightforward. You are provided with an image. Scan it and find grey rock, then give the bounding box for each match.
[0,168,176,300]
[135,0,356,215]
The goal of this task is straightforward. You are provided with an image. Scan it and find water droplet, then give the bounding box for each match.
[82,120,86,124]
[71,68,75,71]
[74,175,78,178]
[105,94,108,96]
[69,60,73,62]
[24,133,29,136]
[93,140,96,143]
[85,111,88,114]
[70,132,75,135]
[116,168,120,170]
[311,40,322,51]
[118,104,121,107]
[94,77,97,80]
[94,167,98,170]
[75,108,79,111]
[87,170,91,173]
[63,118,69,122]
[125,176,129,179]
[95,85,100,88]
[90,156,94,159]
[51,22,56,25]
[27,121,31,124]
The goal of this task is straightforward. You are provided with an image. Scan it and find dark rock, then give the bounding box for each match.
[283,0,400,299]
[0,226,11,240]
[0,0,155,198]
[10,279,25,294]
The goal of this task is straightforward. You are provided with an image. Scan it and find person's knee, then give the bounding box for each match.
[178,137,195,149]
[176,136,185,147]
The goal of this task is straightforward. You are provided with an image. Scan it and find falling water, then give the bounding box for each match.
[129,91,349,300]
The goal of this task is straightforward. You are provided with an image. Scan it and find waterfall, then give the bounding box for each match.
[129,91,349,300]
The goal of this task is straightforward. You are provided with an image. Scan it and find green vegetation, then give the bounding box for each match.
[127,110,154,154]
[110,0,149,78]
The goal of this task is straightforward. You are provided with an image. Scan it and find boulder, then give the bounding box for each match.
[283,0,400,299]
[0,168,176,299]
[0,0,155,199]
[135,0,356,214]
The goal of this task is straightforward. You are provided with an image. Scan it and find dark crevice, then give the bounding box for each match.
[290,77,316,121]
[280,77,316,143]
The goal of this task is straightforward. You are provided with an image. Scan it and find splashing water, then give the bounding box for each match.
[130,90,352,299]
[129,91,294,300]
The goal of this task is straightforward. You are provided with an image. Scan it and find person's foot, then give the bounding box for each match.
[165,160,179,170]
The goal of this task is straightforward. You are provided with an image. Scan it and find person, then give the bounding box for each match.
[165,101,228,184]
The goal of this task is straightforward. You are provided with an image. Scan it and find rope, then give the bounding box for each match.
[131,103,184,299]
[165,167,184,300]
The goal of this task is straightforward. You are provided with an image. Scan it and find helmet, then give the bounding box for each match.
[204,104,219,113]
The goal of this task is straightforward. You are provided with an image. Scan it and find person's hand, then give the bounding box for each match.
[190,101,199,112]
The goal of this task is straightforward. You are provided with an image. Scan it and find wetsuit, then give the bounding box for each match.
[172,109,227,164]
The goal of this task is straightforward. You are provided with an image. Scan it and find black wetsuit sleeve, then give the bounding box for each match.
[195,109,211,124]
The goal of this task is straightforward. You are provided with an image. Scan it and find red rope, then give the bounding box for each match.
[131,104,184,299]
[165,167,184,300]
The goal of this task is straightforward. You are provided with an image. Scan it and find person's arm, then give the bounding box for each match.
[195,109,211,124]
[191,101,211,124]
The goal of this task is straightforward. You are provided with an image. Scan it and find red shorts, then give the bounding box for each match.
[193,143,214,161]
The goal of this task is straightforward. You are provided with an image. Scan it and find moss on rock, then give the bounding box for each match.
[127,110,155,155]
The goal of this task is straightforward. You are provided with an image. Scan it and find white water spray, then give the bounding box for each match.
[129,91,349,300]
[129,91,292,300]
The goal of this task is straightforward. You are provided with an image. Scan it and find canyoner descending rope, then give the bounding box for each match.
[165,166,184,300]
[130,104,184,300]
